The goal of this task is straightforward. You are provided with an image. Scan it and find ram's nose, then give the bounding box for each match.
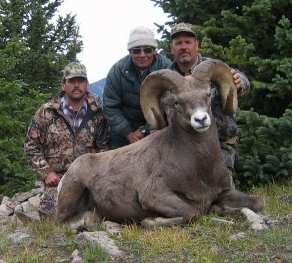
[194,115,207,125]
[191,110,211,132]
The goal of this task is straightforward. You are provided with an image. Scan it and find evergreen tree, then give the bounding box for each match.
[0,0,82,195]
[0,0,82,93]
[151,0,292,187]
[236,109,292,189]
[152,0,292,116]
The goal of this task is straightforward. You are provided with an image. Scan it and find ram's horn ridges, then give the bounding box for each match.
[192,59,238,114]
[140,69,185,129]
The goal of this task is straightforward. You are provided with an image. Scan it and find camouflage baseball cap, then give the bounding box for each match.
[170,23,196,39]
[63,62,87,80]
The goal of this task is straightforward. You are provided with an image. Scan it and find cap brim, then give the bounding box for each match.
[171,31,196,39]
[64,74,88,80]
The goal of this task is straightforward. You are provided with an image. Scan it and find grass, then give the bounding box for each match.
[119,182,292,263]
[0,182,291,263]
[82,244,109,263]
[0,218,77,263]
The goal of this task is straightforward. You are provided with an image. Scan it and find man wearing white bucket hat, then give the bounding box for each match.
[103,26,171,148]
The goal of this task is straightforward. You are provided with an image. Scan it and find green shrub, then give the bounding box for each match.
[236,109,292,188]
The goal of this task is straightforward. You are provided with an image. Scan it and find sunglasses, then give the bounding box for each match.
[130,47,154,55]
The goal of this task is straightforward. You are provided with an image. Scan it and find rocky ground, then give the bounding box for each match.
[0,184,291,262]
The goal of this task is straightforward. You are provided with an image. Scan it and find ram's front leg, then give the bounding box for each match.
[211,189,264,214]
[57,171,86,222]
[139,188,200,226]
[141,216,184,228]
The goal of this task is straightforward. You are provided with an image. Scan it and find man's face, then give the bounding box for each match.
[63,77,88,101]
[129,46,155,70]
[170,34,198,65]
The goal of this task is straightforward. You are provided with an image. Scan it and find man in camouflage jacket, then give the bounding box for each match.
[24,62,110,216]
[169,23,250,174]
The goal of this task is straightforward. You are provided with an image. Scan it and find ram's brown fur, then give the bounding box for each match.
[57,59,263,223]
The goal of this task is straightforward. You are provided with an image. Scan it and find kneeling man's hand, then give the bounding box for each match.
[45,171,60,187]
[127,130,145,143]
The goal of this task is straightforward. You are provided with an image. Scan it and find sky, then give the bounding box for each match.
[58,0,169,83]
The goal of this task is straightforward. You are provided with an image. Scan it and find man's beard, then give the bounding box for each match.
[68,89,87,101]
[178,53,192,64]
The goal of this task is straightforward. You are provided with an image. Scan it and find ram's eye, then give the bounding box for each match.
[207,92,211,98]
[174,101,179,107]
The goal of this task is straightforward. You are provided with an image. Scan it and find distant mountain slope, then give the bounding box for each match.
[89,78,106,98]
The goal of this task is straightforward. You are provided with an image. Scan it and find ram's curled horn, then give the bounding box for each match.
[140,69,185,129]
[191,59,238,114]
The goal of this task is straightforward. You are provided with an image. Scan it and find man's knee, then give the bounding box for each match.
[39,187,58,217]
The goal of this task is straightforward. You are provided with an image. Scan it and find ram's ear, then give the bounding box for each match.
[160,91,177,107]
[192,59,238,114]
[140,69,186,129]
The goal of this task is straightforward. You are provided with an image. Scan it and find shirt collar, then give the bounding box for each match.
[60,96,87,113]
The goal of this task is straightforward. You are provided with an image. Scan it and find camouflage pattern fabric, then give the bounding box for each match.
[170,22,197,38]
[24,94,110,216]
[39,187,58,217]
[24,94,110,181]
[62,62,87,80]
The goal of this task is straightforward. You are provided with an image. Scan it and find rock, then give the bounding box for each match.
[241,208,268,231]
[71,249,83,263]
[5,201,20,211]
[14,200,40,223]
[22,200,34,212]
[1,196,10,205]
[14,204,22,213]
[76,231,125,257]
[7,230,32,246]
[1,196,20,211]
[230,232,247,241]
[15,210,40,223]
[0,190,42,220]
[12,188,42,203]
[0,196,17,216]
[0,204,14,216]
[141,217,184,228]
[55,258,68,263]
[28,194,41,208]
[104,221,123,235]
[210,217,234,225]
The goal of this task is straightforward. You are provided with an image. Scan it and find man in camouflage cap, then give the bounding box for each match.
[25,62,110,216]
[170,22,197,39]
[169,22,250,181]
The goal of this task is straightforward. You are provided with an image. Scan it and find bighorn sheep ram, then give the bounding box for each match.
[57,59,263,225]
